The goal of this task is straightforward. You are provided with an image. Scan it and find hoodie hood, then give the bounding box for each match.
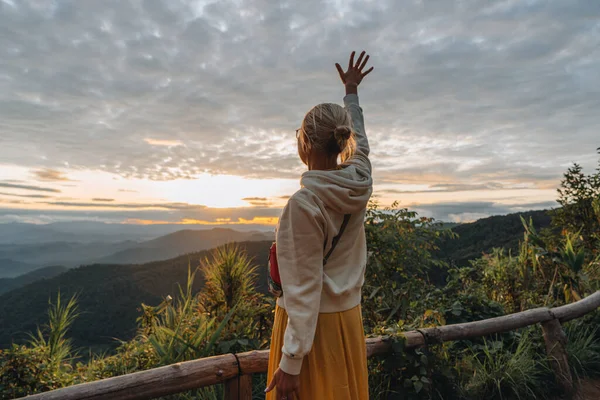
[300,163,373,214]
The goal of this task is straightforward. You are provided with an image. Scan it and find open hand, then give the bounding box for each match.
[335,51,374,87]
[265,368,300,400]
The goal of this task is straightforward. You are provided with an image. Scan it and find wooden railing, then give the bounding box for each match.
[20,291,600,400]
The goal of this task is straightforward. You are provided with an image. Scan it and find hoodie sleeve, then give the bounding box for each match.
[344,94,372,173]
[276,195,325,375]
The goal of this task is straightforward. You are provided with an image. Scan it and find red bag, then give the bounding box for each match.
[268,214,350,298]
[267,242,282,297]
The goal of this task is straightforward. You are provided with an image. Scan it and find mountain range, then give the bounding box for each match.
[0,221,274,245]
[0,225,274,278]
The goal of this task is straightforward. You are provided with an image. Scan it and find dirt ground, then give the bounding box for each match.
[550,379,600,400]
[573,379,600,400]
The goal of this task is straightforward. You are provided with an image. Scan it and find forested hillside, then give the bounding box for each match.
[0,241,271,350]
[437,209,552,266]
[0,265,68,295]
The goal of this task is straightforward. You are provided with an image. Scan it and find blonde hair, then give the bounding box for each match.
[298,103,356,164]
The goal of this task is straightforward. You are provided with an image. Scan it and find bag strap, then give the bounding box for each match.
[323,214,351,266]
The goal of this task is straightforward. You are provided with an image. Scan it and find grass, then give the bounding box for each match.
[566,324,600,380]
[460,333,550,400]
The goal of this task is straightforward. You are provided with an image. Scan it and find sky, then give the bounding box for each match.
[1,0,599,226]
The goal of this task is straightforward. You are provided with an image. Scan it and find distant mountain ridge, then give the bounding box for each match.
[0,221,274,245]
[0,241,137,270]
[96,228,274,265]
[0,265,68,295]
[0,227,274,278]
[0,258,39,279]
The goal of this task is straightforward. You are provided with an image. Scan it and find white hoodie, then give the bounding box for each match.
[275,94,373,375]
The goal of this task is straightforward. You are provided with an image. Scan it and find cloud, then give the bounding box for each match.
[0,182,61,193]
[381,182,522,194]
[0,192,53,199]
[144,138,184,147]
[241,196,273,206]
[43,201,203,210]
[31,168,74,182]
[0,0,598,187]
[410,200,559,222]
[0,202,282,225]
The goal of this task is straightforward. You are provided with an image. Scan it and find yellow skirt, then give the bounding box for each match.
[266,304,369,400]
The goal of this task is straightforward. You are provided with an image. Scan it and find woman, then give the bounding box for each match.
[265,51,374,400]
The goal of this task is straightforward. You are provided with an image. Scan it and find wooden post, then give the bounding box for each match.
[239,375,253,399]
[541,318,574,397]
[224,375,253,400]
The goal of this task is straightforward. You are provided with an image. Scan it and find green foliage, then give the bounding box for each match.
[363,201,454,328]
[0,344,76,398]
[200,244,258,312]
[369,334,438,400]
[155,386,222,400]
[564,323,600,380]
[0,292,79,399]
[521,216,595,305]
[79,339,157,381]
[459,334,550,400]
[198,243,273,351]
[552,149,600,253]
[436,210,552,268]
[139,266,237,365]
[457,213,599,315]
[28,291,80,368]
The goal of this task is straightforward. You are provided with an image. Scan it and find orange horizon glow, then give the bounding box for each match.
[123,216,280,226]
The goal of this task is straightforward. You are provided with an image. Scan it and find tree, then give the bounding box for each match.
[198,244,272,350]
[552,148,600,253]
[0,293,79,398]
[362,201,454,327]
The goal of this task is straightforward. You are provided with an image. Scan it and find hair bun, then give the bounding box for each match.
[333,125,352,141]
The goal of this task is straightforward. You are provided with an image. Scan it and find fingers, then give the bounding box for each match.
[348,51,355,69]
[359,54,370,71]
[335,63,346,83]
[361,66,374,77]
[355,51,366,68]
[265,376,276,393]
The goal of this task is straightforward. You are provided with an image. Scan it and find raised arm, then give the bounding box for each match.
[335,51,373,168]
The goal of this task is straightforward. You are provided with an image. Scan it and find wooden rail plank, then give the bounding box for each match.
[418,307,554,343]
[236,350,269,375]
[21,354,239,400]
[553,291,600,322]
